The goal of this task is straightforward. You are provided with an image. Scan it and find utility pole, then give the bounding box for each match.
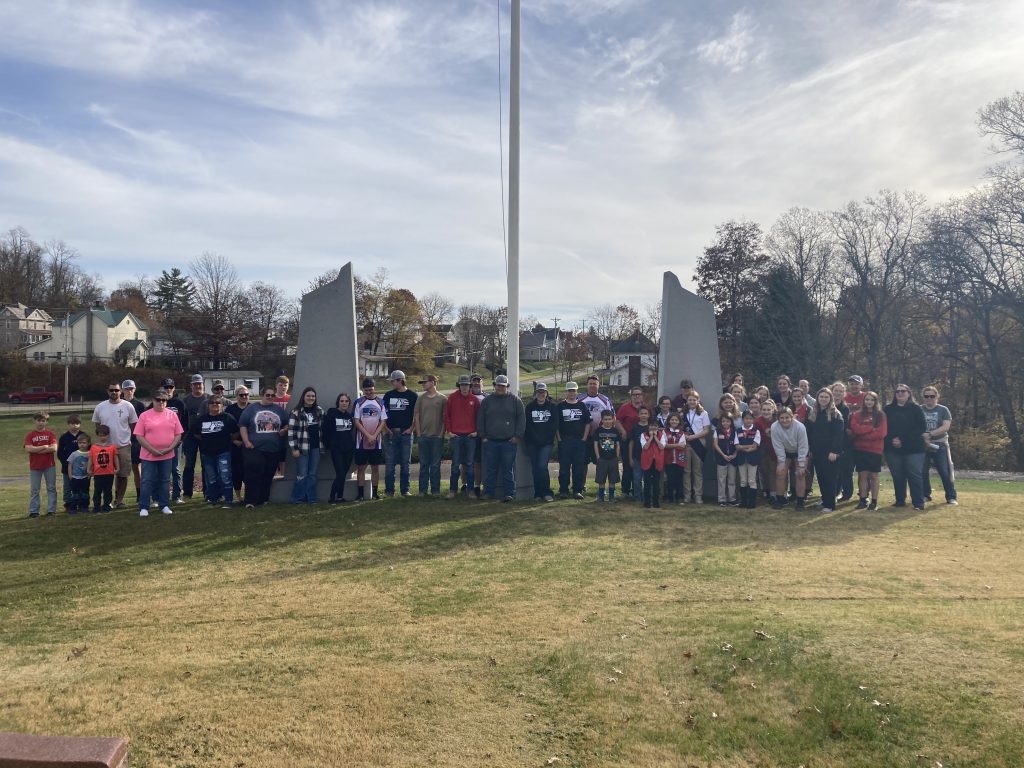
[63,312,70,403]
[506,0,520,394]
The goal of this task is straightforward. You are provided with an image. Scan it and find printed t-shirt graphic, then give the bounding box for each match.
[354,397,388,449]
[90,444,117,475]
[580,394,612,429]
[254,409,282,433]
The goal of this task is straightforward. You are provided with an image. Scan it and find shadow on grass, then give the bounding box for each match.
[0,489,932,589]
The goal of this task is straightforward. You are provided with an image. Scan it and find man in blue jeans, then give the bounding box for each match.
[524,383,559,501]
[477,374,525,502]
[382,370,417,497]
[413,374,447,496]
[557,382,590,499]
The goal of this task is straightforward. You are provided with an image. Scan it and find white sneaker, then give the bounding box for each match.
[161,506,173,515]
[947,499,958,505]
[139,508,149,517]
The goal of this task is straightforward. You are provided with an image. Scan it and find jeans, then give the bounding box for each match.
[449,435,476,491]
[140,459,172,511]
[632,457,645,500]
[290,447,321,503]
[923,444,957,501]
[643,467,661,506]
[885,451,925,507]
[29,466,57,515]
[92,475,114,510]
[62,468,73,506]
[201,451,234,504]
[181,434,204,498]
[383,430,413,494]
[329,448,354,501]
[418,436,443,494]
[243,449,278,506]
[171,444,183,499]
[558,437,587,494]
[483,439,517,498]
[525,441,554,498]
[621,449,634,495]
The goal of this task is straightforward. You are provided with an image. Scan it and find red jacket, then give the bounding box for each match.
[849,411,887,454]
[444,389,481,435]
[616,401,643,436]
[640,429,666,472]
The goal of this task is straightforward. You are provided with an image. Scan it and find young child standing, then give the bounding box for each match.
[713,415,739,506]
[629,406,652,502]
[662,412,687,503]
[88,424,119,513]
[68,433,92,514]
[25,411,58,518]
[735,410,762,508]
[639,422,666,508]
[57,414,83,511]
[593,410,621,502]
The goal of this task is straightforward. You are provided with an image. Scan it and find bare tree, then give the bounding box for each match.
[187,252,245,369]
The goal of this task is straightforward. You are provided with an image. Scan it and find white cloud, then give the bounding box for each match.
[696,10,763,73]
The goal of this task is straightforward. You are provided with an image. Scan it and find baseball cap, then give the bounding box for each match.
[470,373,482,381]
[457,375,471,386]
[535,382,548,392]
[565,381,579,390]
[161,378,176,388]
[419,374,438,384]
[120,379,136,390]
[389,370,406,382]
[494,374,510,386]
[212,379,225,389]
[847,375,864,385]
[190,374,204,384]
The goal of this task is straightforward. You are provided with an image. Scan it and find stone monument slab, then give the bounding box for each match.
[269,263,360,503]
[657,271,723,500]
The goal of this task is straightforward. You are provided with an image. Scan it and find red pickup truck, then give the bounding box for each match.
[8,387,64,404]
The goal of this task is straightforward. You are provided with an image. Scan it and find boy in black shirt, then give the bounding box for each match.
[191,396,239,507]
[593,410,621,502]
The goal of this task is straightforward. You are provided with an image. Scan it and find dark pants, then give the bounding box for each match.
[621,449,634,495]
[93,475,114,510]
[231,445,244,493]
[418,437,443,494]
[449,434,476,491]
[70,477,90,511]
[243,449,278,506]
[812,453,838,510]
[483,439,517,498]
[644,467,661,506]
[383,430,413,495]
[558,437,587,494]
[664,465,683,502]
[885,451,925,507]
[201,451,233,504]
[329,448,354,501]
[923,445,957,501]
[181,435,204,498]
[837,449,855,499]
[525,441,554,498]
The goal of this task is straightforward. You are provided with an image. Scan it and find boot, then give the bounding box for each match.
[355,485,364,501]
[748,487,757,508]
[598,487,605,502]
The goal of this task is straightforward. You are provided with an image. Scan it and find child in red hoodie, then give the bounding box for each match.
[848,390,887,510]
[640,422,666,509]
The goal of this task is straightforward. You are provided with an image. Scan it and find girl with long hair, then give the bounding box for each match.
[849,390,886,510]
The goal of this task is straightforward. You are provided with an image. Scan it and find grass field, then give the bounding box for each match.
[1,452,1022,766]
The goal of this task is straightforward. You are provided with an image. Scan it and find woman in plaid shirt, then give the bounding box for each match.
[288,387,325,504]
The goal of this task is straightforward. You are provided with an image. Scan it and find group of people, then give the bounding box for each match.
[23,368,958,518]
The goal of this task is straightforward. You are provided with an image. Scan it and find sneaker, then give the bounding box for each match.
[502,495,514,503]
[448,491,457,499]
[543,495,554,502]
[573,492,585,500]
[796,498,805,510]
[221,503,231,509]
[401,491,413,497]
[924,495,932,502]
[28,512,39,518]
[139,508,149,517]
[893,502,906,508]
[913,505,925,511]
[112,500,124,509]
[474,487,482,498]
[821,507,834,513]
[174,496,185,505]
[856,498,868,510]
[161,506,173,515]
[868,499,878,511]
[947,499,959,506]
[245,503,255,509]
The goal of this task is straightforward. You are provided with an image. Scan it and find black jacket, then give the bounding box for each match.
[806,410,845,456]
[884,402,927,454]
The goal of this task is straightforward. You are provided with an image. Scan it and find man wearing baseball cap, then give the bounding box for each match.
[382,370,417,497]
[477,374,525,502]
[180,374,209,502]
[557,382,590,498]
[444,374,481,498]
[121,379,146,500]
[413,375,447,496]
[845,375,865,409]
[469,373,485,497]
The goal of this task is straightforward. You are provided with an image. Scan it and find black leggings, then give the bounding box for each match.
[329,448,354,501]
[813,453,838,509]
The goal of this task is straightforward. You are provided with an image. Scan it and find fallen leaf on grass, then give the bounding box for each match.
[606,677,618,683]
[546,757,560,765]
[67,645,87,661]
[831,720,843,736]
[682,650,693,658]
[657,584,667,590]
[638,617,648,628]
[488,656,498,667]
[685,714,697,729]
[754,629,773,640]
[857,685,868,691]
[612,668,623,675]
[711,712,718,719]
[720,643,734,652]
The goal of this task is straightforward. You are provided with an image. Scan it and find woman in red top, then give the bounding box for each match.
[755,399,777,503]
[848,391,887,510]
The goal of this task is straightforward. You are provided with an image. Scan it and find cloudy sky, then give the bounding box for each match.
[1,0,1021,325]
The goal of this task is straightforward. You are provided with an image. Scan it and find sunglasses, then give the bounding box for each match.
[237,393,249,397]
[154,397,168,403]
[108,388,121,393]
[923,394,937,398]
[896,389,910,394]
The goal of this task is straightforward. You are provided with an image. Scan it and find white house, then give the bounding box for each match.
[23,303,149,366]
[195,370,264,394]
[519,326,562,362]
[1,303,53,350]
[606,330,658,387]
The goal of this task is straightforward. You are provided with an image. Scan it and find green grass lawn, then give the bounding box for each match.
[1,473,1022,767]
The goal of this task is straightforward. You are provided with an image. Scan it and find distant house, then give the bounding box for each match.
[23,302,149,366]
[194,370,263,395]
[519,326,562,362]
[0,303,53,350]
[606,329,658,387]
[425,323,464,366]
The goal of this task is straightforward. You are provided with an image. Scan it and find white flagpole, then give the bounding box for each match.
[506,0,520,395]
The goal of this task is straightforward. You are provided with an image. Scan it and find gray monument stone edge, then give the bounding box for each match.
[657,271,723,501]
[269,263,360,503]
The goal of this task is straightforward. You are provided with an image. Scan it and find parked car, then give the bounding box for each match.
[8,387,64,404]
